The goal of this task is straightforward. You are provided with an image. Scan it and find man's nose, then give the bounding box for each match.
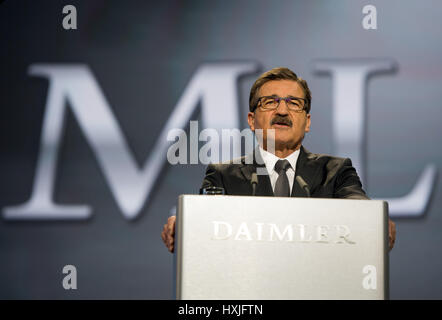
[275,99,289,114]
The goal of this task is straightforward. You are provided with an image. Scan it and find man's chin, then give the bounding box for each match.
[268,136,298,147]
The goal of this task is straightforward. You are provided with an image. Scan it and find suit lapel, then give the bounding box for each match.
[255,173,274,196]
[240,146,320,197]
[292,146,321,197]
[240,148,274,197]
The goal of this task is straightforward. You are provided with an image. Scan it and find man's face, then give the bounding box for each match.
[247,79,311,151]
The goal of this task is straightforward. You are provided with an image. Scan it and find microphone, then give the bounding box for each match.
[251,173,258,196]
[296,175,311,197]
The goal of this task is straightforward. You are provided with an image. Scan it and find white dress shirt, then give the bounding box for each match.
[258,146,300,195]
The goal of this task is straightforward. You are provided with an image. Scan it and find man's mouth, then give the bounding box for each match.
[271,121,292,128]
[271,117,292,128]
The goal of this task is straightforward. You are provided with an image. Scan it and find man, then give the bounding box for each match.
[161,67,396,252]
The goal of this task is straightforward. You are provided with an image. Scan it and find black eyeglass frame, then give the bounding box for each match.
[253,95,308,113]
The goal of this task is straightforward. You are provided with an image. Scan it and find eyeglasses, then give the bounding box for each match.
[256,95,307,112]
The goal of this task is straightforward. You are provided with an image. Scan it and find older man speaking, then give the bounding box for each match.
[161,67,396,252]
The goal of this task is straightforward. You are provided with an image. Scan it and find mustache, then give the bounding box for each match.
[270,116,292,127]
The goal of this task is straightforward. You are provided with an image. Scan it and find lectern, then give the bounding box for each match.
[174,195,389,300]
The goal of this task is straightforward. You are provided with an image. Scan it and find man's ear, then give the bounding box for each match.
[247,112,255,132]
[305,113,311,132]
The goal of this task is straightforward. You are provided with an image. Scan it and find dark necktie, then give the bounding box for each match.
[274,159,291,197]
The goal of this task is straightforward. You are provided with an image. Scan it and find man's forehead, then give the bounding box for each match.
[258,79,304,97]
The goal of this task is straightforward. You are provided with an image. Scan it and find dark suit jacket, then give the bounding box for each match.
[200,146,369,200]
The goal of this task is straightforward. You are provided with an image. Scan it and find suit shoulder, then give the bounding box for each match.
[305,150,349,164]
[303,150,354,174]
[207,156,245,173]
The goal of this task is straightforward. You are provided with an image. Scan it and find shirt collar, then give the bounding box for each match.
[258,146,300,174]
